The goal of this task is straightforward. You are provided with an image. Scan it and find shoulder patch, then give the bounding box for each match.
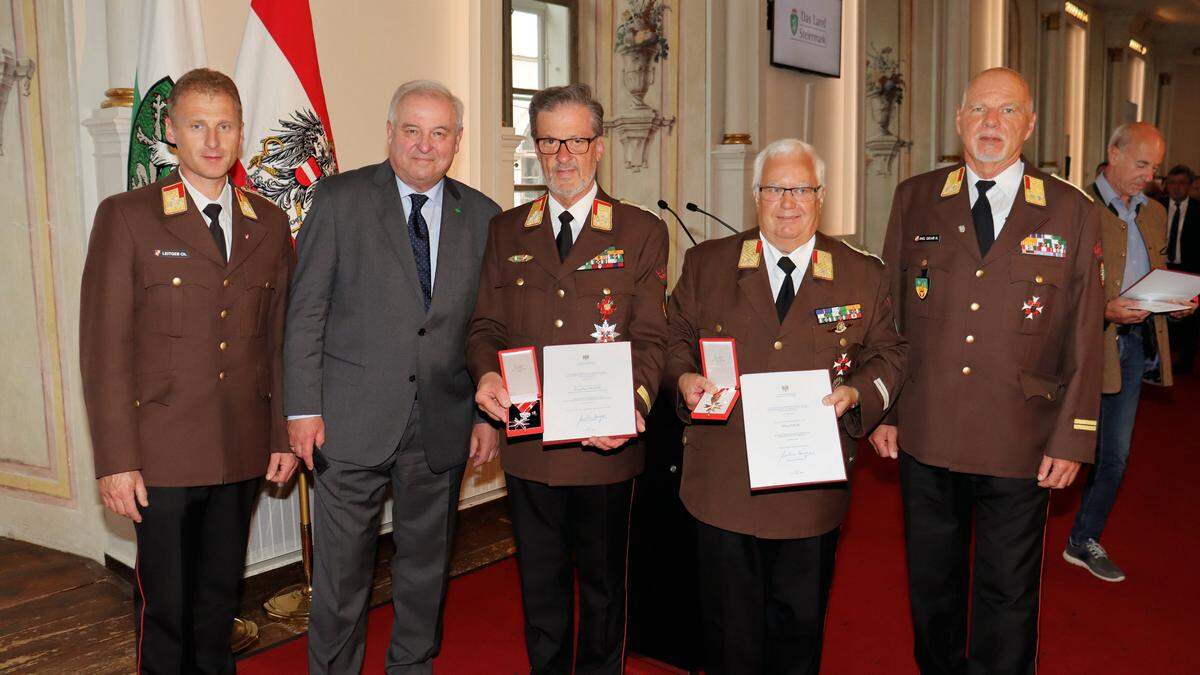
[1050,173,1095,203]
[836,238,885,266]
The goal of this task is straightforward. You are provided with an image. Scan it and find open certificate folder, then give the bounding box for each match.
[741,370,847,490]
[499,347,542,437]
[692,338,740,421]
[1121,268,1200,313]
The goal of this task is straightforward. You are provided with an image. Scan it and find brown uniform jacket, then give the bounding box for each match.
[80,171,294,486]
[1089,182,1173,392]
[467,187,669,486]
[882,162,1104,478]
[665,230,907,539]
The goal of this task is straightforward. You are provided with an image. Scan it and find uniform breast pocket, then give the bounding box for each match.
[902,249,947,319]
[239,278,277,337]
[575,272,635,329]
[142,261,209,336]
[813,324,865,379]
[496,265,549,336]
[1004,261,1065,335]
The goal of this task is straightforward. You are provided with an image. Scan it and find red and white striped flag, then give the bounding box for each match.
[232,0,337,236]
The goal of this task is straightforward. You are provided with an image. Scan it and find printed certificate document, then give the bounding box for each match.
[741,370,847,490]
[1121,268,1200,313]
[542,342,636,444]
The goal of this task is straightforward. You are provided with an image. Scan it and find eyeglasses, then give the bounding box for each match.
[534,136,599,155]
[758,185,823,203]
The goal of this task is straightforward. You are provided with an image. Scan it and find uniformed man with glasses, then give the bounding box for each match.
[665,138,907,674]
[469,83,669,675]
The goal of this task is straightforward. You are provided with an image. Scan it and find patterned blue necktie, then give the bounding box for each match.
[407,193,432,311]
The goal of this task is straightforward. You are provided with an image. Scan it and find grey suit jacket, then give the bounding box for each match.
[284,161,501,471]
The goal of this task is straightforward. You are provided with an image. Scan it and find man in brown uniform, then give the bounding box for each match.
[470,83,669,674]
[1062,123,1196,582]
[80,69,296,673]
[870,67,1104,673]
[667,138,906,674]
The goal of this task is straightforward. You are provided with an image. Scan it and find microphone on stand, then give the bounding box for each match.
[657,199,698,247]
[685,202,740,235]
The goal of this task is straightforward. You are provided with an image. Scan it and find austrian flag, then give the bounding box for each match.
[232,0,338,236]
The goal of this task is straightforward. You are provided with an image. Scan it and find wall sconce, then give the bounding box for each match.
[1064,2,1089,24]
[1129,39,1148,56]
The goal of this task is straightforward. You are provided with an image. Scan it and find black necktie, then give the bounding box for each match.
[556,211,574,262]
[407,193,432,311]
[972,180,997,257]
[775,256,796,322]
[203,203,227,264]
[1168,200,1182,264]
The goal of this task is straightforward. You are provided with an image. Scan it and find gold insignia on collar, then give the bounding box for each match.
[738,239,762,269]
[941,167,965,198]
[524,196,546,228]
[812,249,834,281]
[161,182,187,216]
[508,253,534,263]
[1023,175,1047,207]
[591,199,613,232]
[235,188,258,220]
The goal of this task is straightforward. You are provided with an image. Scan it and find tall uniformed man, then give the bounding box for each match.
[284,80,501,674]
[470,83,669,674]
[667,139,907,674]
[80,68,297,673]
[869,67,1105,673]
[1062,123,1197,582]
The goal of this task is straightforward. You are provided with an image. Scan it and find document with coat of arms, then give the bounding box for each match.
[741,370,847,490]
[542,342,637,444]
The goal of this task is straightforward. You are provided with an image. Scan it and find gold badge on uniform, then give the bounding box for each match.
[738,239,762,269]
[940,167,965,198]
[508,253,534,263]
[235,188,258,220]
[524,196,546,228]
[162,182,187,216]
[812,250,834,281]
[1073,418,1097,432]
[591,199,613,232]
[1023,175,1047,207]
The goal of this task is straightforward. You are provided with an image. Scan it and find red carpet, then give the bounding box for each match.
[241,374,1200,674]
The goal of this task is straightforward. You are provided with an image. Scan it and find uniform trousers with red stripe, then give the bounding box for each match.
[900,452,1050,675]
[132,479,260,675]
[504,474,634,675]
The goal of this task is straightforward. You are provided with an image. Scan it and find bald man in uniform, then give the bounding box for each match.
[870,67,1105,673]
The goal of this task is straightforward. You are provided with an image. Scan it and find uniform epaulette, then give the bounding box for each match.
[1050,173,1094,203]
[837,238,885,266]
[620,199,660,218]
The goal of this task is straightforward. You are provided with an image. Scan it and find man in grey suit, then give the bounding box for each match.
[284,80,501,674]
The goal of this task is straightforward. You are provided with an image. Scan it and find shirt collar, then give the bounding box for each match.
[395,175,444,207]
[760,232,817,272]
[179,173,232,213]
[965,159,1024,203]
[1095,172,1145,214]
[548,182,599,228]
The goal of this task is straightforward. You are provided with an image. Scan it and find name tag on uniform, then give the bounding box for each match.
[913,234,940,243]
[154,249,190,258]
[1020,234,1067,258]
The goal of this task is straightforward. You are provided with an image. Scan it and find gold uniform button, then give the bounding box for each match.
[965,335,975,344]
[218,371,227,380]
[961,366,972,375]
[603,288,611,295]
[975,269,985,278]
[222,278,231,288]
[839,337,848,347]
[171,277,182,287]
[715,323,723,333]
[264,282,272,289]
[219,309,229,319]
[554,319,564,328]
[218,341,228,351]
[557,289,565,298]
[516,278,525,286]
[773,340,783,351]
[1035,274,1044,284]
[970,302,980,311]
[681,433,688,446]
[133,399,140,408]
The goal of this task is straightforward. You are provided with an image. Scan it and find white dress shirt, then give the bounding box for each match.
[966,160,1024,238]
[395,176,445,291]
[180,174,233,259]
[761,233,816,299]
[548,182,599,243]
[1167,197,1190,265]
